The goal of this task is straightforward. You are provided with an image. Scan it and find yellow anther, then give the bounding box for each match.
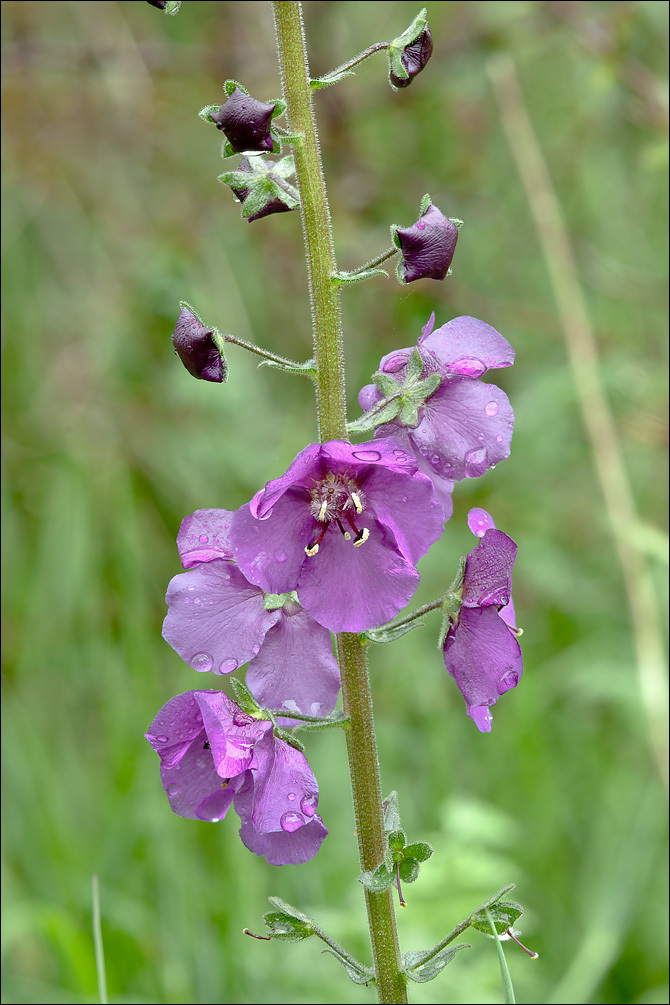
[318,499,328,521]
[350,491,363,514]
[305,542,320,556]
[353,527,370,547]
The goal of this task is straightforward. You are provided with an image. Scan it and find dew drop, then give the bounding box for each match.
[496,434,503,443]
[381,353,408,374]
[300,795,317,818]
[258,506,274,521]
[191,652,214,672]
[187,585,196,592]
[251,644,260,656]
[352,449,382,462]
[287,792,296,801]
[153,734,169,744]
[275,551,286,563]
[219,658,237,673]
[280,811,305,833]
[416,220,426,230]
[193,597,201,605]
[199,534,209,543]
[167,784,180,797]
[183,598,190,604]
[500,669,520,691]
[464,447,488,478]
[485,400,499,416]
[450,356,486,378]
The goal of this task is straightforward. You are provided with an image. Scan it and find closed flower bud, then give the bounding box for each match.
[171,306,226,383]
[392,201,460,283]
[219,156,300,223]
[389,28,433,88]
[209,87,277,154]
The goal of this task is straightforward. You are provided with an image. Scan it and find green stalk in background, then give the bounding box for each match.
[272,4,407,1002]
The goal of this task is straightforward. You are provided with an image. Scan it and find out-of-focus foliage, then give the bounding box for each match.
[1,2,667,1003]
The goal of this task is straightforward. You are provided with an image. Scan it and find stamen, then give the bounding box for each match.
[353,527,370,547]
[305,542,320,556]
[350,491,363,514]
[318,499,328,521]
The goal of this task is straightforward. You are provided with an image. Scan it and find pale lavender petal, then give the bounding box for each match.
[246,607,340,720]
[374,424,454,520]
[162,560,279,674]
[232,492,313,594]
[461,530,517,608]
[362,462,443,564]
[443,606,523,731]
[358,382,380,411]
[419,312,436,340]
[420,316,515,375]
[177,509,236,567]
[407,378,514,482]
[297,516,420,632]
[468,706,493,733]
[499,598,517,630]
[234,731,327,865]
[194,691,272,777]
[321,437,418,476]
[467,507,497,538]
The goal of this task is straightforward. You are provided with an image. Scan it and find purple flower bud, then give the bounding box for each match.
[220,156,300,223]
[146,1,167,8]
[171,306,225,383]
[393,204,459,283]
[208,87,278,154]
[389,28,433,88]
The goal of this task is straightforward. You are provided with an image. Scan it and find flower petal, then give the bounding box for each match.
[461,529,517,608]
[361,461,443,564]
[232,490,314,594]
[177,509,236,567]
[419,315,515,374]
[162,560,280,674]
[245,607,340,721]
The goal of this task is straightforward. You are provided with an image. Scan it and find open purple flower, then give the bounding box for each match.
[145,690,327,865]
[358,314,515,516]
[162,509,340,721]
[443,509,522,732]
[230,439,443,633]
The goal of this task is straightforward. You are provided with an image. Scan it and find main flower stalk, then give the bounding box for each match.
[272,4,407,1002]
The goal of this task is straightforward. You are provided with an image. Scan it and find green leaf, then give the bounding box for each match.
[363,618,425,645]
[405,347,424,382]
[382,791,401,833]
[403,944,470,983]
[358,863,395,892]
[311,68,357,90]
[404,841,434,862]
[261,911,314,942]
[321,950,375,986]
[471,900,523,936]
[388,829,406,852]
[398,858,420,883]
[229,678,260,716]
[373,373,402,397]
[267,897,312,925]
[419,192,433,216]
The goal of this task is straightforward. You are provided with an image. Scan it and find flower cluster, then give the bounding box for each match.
[443,509,522,732]
[358,313,515,516]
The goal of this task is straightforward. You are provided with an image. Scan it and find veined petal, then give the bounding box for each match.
[461,529,517,609]
[420,316,515,373]
[177,509,236,567]
[232,490,314,594]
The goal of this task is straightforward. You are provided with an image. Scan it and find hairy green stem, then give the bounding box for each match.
[220,333,305,369]
[272,4,407,1002]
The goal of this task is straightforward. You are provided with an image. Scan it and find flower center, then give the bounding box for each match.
[304,472,369,556]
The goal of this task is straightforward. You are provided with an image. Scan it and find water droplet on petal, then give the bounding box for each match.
[287,792,296,801]
[496,434,503,443]
[187,585,196,592]
[191,652,214,672]
[153,734,169,744]
[280,811,305,833]
[167,784,180,797]
[300,795,317,818]
[451,356,486,378]
[381,353,408,374]
[193,597,201,605]
[464,447,488,478]
[218,658,237,674]
[199,534,209,543]
[500,669,519,692]
[275,551,286,563]
[352,449,382,462]
[258,506,274,521]
[485,400,499,416]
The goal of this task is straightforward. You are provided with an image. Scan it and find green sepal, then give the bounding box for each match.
[272,726,305,753]
[403,944,470,983]
[404,841,433,863]
[229,677,261,716]
[332,267,389,286]
[437,557,467,649]
[263,591,296,611]
[398,858,420,883]
[471,900,523,936]
[358,863,395,893]
[219,156,300,220]
[373,372,402,397]
[388,829,406,853]
[310,68,357,90]
[419,191,433,216]
[405,346,424,382]
[321,950,375,986]
[258,357,317,379]
[262,911,314,942]
[363,618,425,645]
[387,9,428,85]
[198,103,223,123]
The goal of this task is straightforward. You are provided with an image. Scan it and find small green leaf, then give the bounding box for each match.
[382,791,402,833]
[405,347,424,382]
[261,911,314,942]
[388,829,406,852]
[363,619,425,645]
[311,68,357,90]
[398,858,420,884]
[229,678,260,716]
[404,841,433,863]
[403,944,470,983]
[321,950,375,985]
[471,900,523,936]
[267,897,312,924]
[358,863,395,892]
[271,726,305,753]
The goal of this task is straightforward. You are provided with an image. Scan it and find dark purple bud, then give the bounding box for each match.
[389,28,434,88]
[146,1,167,8]
[171,306,225,383]
[393,203,459,283]
[209,87,277,154]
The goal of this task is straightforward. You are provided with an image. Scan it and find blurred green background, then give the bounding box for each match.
[2,2,667,1003]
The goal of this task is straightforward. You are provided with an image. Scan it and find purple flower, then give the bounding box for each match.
[392,204,459,283]
[389,27,434,88]
[162,509,340,721]
[230,439,444,633]
[171,305,226,383]
[207,87,280,154]
[145,690,327,865]
[443,509,522,732]
[358,314,515,517]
